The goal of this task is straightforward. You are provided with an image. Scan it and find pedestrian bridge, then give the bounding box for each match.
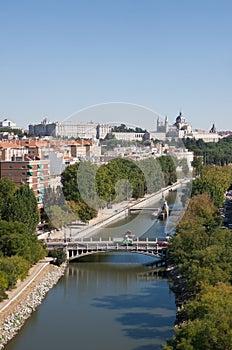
[46,238,168,261]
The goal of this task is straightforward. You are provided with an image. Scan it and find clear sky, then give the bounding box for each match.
[0,0,232,131]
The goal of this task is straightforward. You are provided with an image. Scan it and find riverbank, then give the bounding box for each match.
[0,263,66,349]
[0,179,187,348]
[44,180,186,240]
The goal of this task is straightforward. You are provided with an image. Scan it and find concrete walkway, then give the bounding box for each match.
[44,180,186,240]
[0,180,189,314]
[0,258,52,313]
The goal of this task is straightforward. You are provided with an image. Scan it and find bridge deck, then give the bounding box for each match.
[46,238,168,260]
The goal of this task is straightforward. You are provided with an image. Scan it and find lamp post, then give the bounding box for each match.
[63,222,66,243]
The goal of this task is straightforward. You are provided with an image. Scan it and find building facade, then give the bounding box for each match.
[151,112,220,142]
[29,118,112,139]
[0,159,50,208]
[0,119,17,129]
[112,132,145,141]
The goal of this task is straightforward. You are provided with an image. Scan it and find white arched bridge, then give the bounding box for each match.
[46,237,168,261]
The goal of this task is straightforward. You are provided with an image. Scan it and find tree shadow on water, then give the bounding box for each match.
[92,285,175,311]
[92,285,176,349]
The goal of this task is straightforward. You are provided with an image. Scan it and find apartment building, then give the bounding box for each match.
[0,159,50,208]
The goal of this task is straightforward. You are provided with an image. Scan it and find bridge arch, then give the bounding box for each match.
[46,238,168,262]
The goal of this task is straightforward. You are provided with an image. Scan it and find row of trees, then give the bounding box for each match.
[111,123,146,133]
[164,165,232,349]
[0,128,25,137]
[0,178,46,301]
[59,156,177,223]
[192,165,232,207]
[0,178,39,232]
[183,135,232,166]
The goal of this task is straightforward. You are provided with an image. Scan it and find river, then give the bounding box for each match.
[4,190,184,350]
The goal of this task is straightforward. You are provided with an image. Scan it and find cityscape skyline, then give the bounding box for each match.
[1,0,232,131]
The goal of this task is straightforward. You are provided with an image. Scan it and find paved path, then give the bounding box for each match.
[0,258,52,313]
[0,180,189,315]
[44,180,186,241]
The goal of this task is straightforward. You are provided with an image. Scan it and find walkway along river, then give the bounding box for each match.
[2,188,186,350]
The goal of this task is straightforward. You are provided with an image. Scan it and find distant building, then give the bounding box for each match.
[0,159,50,209]
[112,132,145,142]
[156,116,169,133]
[167,146,194,172]
[0,118,17,129]
[150,112,220,142]
[29,118,111,139]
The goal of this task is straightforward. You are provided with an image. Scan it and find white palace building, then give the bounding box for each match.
[150,112,220,143]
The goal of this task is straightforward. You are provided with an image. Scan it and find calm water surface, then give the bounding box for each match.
[5,191,184,350]
[5,256,176,350]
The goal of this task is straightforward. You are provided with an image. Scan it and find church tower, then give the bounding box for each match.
[157,116,160,131]
[165,116,169,133]
[209,123,217,133]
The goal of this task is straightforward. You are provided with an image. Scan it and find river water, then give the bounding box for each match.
[4,191,184,350]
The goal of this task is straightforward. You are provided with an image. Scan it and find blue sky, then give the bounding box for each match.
[0,0,232,131]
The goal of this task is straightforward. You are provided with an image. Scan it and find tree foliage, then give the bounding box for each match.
[0,127,24,137]
[192,165,232,207]
[164,283,232,350]
[183,135,232,166]
[111,123,146,133]
[61,162,98,223]
[157,155,177,185]
[165,172,232,349]
[0,178,46,301]
[61,157,177,223]
[47,250,66,266]
[0,178,39,232]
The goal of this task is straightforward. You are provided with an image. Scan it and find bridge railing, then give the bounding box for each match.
[46,238,168,250]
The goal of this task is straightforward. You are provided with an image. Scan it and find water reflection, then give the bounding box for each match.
[89,190,181,241]
[66,259,176,350]
[3,189,187,350]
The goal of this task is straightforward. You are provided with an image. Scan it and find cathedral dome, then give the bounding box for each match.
[175,112,186,124]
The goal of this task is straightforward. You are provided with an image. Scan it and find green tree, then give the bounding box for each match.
[192,165,232,207]
[138,158,165,194]
[8,185,39,232]
[157,155,177,185]
[0,220,46,264]
[179,158,189,177]
[165,283,232,350]
[0,177,16,219]
[61,162,98,223]
[45,205,75,228]
[165,189,232,348]
[48,250,66,266]
[0,179,39,232]
[191,156,203,176]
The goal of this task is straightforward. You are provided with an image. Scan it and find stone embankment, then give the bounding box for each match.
[0,263,66,349]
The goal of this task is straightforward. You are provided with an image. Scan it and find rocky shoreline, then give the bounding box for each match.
[0,263,66,349]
